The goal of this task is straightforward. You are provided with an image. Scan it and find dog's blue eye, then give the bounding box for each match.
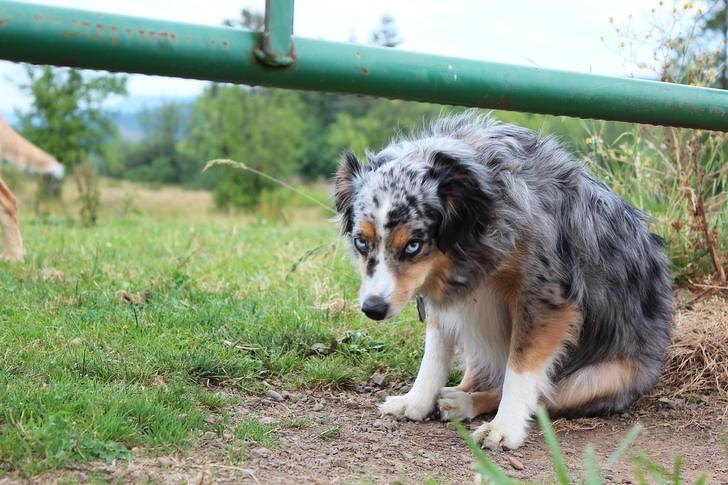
[405,240,422,256]
[354,237,369,254]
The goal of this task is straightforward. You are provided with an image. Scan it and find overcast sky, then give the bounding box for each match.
[0,0,664,114]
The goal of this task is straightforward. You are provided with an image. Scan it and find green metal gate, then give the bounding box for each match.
[0,0,726,131]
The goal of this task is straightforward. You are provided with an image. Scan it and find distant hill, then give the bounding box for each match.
[106,95,195,142]
[106,94,196,114]
[2,95,196,142]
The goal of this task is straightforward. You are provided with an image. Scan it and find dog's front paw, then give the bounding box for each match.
[437,388,476,421]
[378,394,433,421]
[472,419,528,450]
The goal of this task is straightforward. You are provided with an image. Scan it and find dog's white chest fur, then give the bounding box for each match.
[435,283,511,388]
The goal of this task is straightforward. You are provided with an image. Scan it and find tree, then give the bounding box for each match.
[369,15,402,48]
[702,0,727,88]
[180,86,307,209]
[118,102,195,184]
[223,8,264,31]
[15,66,127,204]
[16,66,127,172]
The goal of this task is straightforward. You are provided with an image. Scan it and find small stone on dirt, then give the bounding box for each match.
[312,401,325,412]
[266,389,284,402]
[658,397,685,409]
[250,447,269,458]
[204,415,220,424]
[157,457,175,467]
[202,431,217,440]
[508,455,525,470]
[371,372,386,386]
[309,342,334,356]
[69,337,82,346]
[260,416,276,425]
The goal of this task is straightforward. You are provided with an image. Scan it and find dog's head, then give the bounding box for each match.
[334,147,492,320]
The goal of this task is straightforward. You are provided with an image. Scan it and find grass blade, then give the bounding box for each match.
[631,455,669,485]
[583,446,603,485]
[451,421,514,485]
[670,455,682,485]
[603,424,641,472]
[536,406,570,485]
[202,159,335,214]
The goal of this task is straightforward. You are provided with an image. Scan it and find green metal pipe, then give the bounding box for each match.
[255,0,295,67]
[0,0,727,131]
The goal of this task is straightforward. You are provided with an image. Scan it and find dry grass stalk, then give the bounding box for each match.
[656,296,728,398]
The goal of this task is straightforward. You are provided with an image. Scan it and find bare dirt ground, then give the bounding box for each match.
[6,297,728,484]
[11,388,727,484]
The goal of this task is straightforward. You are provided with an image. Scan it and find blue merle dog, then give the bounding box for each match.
[334,112,672,450]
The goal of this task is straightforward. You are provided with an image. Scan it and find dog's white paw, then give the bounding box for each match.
[472,419,527,450]
[437,388,475,421]
[378,394,433,421]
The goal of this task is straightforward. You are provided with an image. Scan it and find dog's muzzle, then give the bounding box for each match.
[361,296,389,320]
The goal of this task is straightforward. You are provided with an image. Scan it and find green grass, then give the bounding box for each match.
[317,423,342,441]
[0,210,423,474]
[233,417,279,448]
[457,407,711,485]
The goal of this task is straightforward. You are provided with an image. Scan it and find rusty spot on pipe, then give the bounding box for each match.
[81,21,90,27]
[110,37,119,45]
[0,18,8,26]
[111,25,117,32]
[494,97,511,109]
[96,23,103,30]
[32,14,42,21]
[138,29,145,36]
[210,39,216,46]
[60,31,79,38]
[222,40,229,48]
[362,67,369,75]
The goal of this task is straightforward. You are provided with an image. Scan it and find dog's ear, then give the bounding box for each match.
[334,151,365,235]
[431,152,492,253]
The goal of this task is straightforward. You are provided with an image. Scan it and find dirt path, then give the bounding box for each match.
[14,387,727,484]
[6,296,728,484]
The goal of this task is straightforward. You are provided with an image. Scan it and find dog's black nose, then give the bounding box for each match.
[361,296,389,320]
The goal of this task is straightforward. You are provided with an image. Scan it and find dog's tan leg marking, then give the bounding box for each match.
[473,301,582,449]
[0,176,23,261]
[472,246,583,449]
[509,302,582,373]
[438,388,501,421]
[547,358,636,415]
[379,313,454,421]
